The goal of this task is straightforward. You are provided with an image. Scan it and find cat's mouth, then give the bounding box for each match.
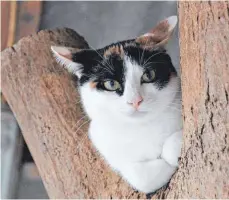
[126,109,148,117]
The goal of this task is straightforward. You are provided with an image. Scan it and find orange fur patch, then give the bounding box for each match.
[136,35,157,46]
[104,45,124,58]
[59,52,72,60]
[90,82,97,89]
[135,18,173,49]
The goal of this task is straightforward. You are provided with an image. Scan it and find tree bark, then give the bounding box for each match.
[1,2,229,199]
[167,2,229,198]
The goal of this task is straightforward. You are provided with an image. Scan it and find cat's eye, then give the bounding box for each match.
[103,80,121,91]
[142,69,156,83]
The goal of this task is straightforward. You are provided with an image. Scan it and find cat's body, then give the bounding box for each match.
[89,99,181,193]
[80,48,182,193]
[51,16,182,194]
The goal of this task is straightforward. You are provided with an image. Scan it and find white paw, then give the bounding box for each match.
[120,159,176,194]
[162,131,182,167]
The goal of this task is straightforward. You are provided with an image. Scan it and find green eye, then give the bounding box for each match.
[103,80,121,91]
[142,69,156,83]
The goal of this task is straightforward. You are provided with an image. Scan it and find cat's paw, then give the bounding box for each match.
[120,159,176,194]
[162,131,182,167]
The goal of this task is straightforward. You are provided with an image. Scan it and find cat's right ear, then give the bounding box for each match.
[51,46,83,77]
[135,16,178,49]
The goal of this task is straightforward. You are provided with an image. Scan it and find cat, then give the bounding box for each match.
[51,15,182,194]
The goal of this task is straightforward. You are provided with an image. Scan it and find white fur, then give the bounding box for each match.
[51,46,82,76]
[79,57,182,193]
[167,16,178,32]
[51,16,182,194]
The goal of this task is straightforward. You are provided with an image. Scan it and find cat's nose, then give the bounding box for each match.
[128,96,143,109]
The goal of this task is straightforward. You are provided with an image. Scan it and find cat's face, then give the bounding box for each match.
[52,16,180,120]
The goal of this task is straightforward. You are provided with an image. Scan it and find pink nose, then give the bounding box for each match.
[128,96,143,109]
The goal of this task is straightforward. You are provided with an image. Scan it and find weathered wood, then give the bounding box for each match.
[1,28,146,199]
[166,2,229,198]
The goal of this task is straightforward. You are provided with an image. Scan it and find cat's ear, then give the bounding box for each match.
[135,16,178,49]
[51,46,83,77]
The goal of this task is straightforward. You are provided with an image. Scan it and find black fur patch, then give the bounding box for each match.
[73,48,125,96]
[93,53,125,96]
[124,45,177,89]
[71,39,177,95]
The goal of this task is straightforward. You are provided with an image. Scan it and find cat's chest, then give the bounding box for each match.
[89,119,173,164]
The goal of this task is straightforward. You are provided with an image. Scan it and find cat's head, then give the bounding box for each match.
[51,16,180,121]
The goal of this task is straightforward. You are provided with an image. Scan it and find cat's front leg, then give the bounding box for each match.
[120,159,176,194]
[161,130,182,167]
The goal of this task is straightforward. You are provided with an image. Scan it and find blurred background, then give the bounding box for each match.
[1,1,179,198]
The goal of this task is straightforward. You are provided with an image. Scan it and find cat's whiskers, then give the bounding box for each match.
[75,121,90,150]
[137,48,141,65]
[145,99,181,105]
[150,98,181,105]
[89,46,113,70]
[163,90,181,92]
[140,35,151,66]
[107,55,116,72]
[75,99,83,105]
[74,115,88,127]
[143,51,167,67]
[144,99,181,111]
[71,117,90,151]
[74,119,90,135]
[89,45,114,72]
[94,59,114,74]
[108,56,116,73]
[164,106,181,112]
[82,73,97,79]
[142,61,167,68]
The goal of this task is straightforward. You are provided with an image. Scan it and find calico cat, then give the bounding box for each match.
[51,16,182,194]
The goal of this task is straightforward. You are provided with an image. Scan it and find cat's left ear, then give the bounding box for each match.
[135,16,178,49]
[51,46,83,77]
